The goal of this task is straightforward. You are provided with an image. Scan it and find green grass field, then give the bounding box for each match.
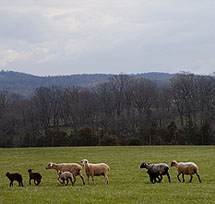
[0,146,215,204]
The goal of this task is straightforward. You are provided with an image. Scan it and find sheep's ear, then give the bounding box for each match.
[50,163,53,167]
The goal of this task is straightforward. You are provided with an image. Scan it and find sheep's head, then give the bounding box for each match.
[171,160,177,167]
[6,172,9,177]
[46,162,54,169]
[28,168,33,173]
[140,162,148,168]
[81,159,89,166]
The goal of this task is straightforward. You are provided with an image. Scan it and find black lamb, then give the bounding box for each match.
[6,172,24,187]
[140,162,171,183]
[28,168,42,185]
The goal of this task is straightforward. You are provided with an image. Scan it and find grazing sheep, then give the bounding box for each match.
[171,160,201,183]
[6,172,23,187]
[140,162,171,183]
[28,168,42,186]
[46,162,85,185]
[57,171,74,186]
[81,159,110,184]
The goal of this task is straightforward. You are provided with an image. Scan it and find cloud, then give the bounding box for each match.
[0,0,214,75]
[0,49,32,66]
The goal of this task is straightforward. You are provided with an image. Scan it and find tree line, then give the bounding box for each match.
[0,72,215,147]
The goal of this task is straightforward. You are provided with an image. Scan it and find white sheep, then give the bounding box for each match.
[171,160,201,183]
[46,162,85,185]
[140,162,171,183]
[81,159,110,184]
[57,171,74,186]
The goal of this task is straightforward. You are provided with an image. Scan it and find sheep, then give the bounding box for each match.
[46,162,85,185]
[28,168,42,186]
[57,171,74,186]
[146,168,162,184]
[6,172,24,187]
[81,159,110,185]
[171,160,201,183]
[140,162,171,183]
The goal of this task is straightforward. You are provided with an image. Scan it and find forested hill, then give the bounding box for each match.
[0,70,174,96]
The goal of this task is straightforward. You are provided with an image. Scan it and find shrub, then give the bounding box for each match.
[101,133,119,146]
[128,137,146,145]
[78,125,98,146]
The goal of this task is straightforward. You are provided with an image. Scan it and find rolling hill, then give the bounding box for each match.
[0,70,174,96]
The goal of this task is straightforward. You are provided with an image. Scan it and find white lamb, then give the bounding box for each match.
[57,171,74,186]
[81,159,110,184]
[171,160,201,183]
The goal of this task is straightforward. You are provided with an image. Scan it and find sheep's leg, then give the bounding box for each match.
[189,175,193,183]
[157,175,162,183]
[36,179,41,185]
[104,175,109,184]
[79,171,85,185]
[58,177,64,185]
[73,176,77,185]
[149,174,154,183]
[62,179,66,185]
[57,177,61,184]
[92,176,95,184]
[10,180,13,187]
[182,174,185,182]
[87,176,89,185]
[34,179,40,185]
[69,177,74,186]
[196,173,201,183]
[177,172,182,182]
[65,179,69,186]
[154,175,161,183]
[150,176,155,184]
[150,175,156,184]
[29,179,31,185]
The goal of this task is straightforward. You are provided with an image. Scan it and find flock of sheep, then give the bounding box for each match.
[5,159,110,187]
[5,159,201,187]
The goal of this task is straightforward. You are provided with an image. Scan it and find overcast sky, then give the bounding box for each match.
[0,0,215,76]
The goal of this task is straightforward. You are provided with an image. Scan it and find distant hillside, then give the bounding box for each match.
[0,70,174,96]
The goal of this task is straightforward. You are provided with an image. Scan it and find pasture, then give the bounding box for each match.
[0,146,214,204]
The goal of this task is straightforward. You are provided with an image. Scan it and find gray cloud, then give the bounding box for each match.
[0,0,214,75]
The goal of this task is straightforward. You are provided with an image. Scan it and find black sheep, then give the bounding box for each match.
[147,168,162,184]
[6,172,24,187]
[28,168,42,185]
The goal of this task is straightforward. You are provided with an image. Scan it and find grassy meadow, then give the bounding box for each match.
[0,146,215,204]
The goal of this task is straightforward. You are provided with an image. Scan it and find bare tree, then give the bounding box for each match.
[169,73,199,126]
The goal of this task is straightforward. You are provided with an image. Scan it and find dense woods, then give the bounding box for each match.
[1,72,215,147]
